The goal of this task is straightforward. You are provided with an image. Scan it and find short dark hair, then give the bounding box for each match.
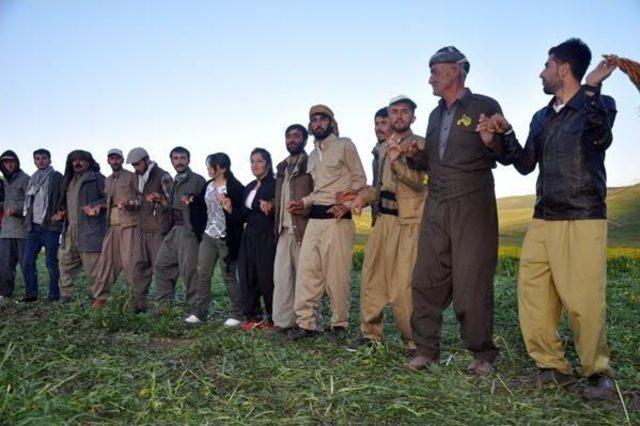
[33,149,51,159]
[285,124,308,141]
[250,147,273,176]
[375,107,388,119]
[549,38,592,82]
[169,146,190,159]
[205,152,232,179]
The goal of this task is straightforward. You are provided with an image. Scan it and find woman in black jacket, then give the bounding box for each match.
[189,153,245,325]
[239,148,277,331]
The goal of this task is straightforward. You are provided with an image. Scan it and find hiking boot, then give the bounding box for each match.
[21,295,38,303]
[346,335,378,352]
[274,326,294,336]
[466,359,494,377]
[583,374,616,401]
[406,354,437,370]
[536,368,575,386]
[287,327,318,341]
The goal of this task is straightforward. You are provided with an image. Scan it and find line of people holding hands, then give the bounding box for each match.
[0,38,621,400]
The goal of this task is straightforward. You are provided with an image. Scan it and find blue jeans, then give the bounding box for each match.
[22,224,61,299]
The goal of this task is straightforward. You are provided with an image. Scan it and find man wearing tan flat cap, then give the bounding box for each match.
[288,105,366,340]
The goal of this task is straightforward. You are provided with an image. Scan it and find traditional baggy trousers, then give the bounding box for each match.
[411,187,499,362]
[154,225,200,308]
[360,213,418,348]
[273,227,323,330]
[238,224,276,320]
[92,224,135,301]
[128,229,164,311]
[518,219,611,377]
[294,217,355,331]
[59,223,101,298]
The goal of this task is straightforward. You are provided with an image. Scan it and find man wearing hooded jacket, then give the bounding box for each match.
[57,150,107,303]
[0,150,30,299]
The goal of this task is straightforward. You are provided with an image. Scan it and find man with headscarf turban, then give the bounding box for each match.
[57,150,107,303]
[287,105,366,340]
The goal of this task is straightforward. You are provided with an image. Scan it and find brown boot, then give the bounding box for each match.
[91,298,107,310]
[536,368,575,386]
[406,354,437,370]
[583,375,615,401]
[466,359,493,377]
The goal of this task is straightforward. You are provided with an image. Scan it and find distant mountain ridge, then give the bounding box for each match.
[353,183,640,247]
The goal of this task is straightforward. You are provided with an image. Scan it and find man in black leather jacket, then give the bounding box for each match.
[479,38,619,400]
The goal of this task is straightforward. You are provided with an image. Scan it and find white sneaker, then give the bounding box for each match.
[223,318,242,327]
[185,314,202,324]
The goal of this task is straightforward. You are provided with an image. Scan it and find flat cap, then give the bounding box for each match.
[388,95,417,110]
[429,46,470,73]
[126,147,149,164]
[107,148,123,158]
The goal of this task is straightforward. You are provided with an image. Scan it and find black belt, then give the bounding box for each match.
[378,191,398,216]
[309,204,352,220]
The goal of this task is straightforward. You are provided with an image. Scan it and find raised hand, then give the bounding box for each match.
[287,199,306,215]
[476,113,497,148]
[586,58,618,87]
[350,194,365,216]
[336,189,358,204]
[217,193,232,213]
[180,195,194,205]
[404,141,420,159]
[259,199,274,216]
[328,204,349,220]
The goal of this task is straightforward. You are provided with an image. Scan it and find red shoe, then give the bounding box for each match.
[91,298,107,310]
[241,320,263,332]
[257,321,274,332]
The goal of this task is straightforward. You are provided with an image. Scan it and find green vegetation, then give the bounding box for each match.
[1,252,638,424]
[498,183,640,247]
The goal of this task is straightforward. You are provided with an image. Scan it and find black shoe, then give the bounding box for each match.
[21,295,38,303]
[346,335,377,352]
[537,368,575,386]
[328,326,348,343]
[274,326,294,336]
[583,374,616,400]
[46,295,60,303]
[287,327,318,341]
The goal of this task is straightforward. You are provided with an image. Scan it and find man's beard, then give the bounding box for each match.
[312,125,332,140]
[110,165,122,172]
[390,122,411,133]
[287,143,305,155]
[542,79,560,95]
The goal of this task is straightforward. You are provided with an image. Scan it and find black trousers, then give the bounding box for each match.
[411,187,499,363]
[238,225,276,320]
[0,238,26,297]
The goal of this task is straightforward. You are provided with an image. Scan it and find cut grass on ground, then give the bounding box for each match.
[1,256,639,424]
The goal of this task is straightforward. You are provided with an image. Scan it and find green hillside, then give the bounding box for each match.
[354,183,640,247]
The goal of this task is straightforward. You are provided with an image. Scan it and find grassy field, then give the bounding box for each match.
[1,252,639,424]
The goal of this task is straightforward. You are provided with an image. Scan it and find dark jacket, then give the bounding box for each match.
[61,170,107,252]
[408,89,505,201]
[24,170,64,233]
[243,173,276,235]
[501,87,616,220]
[0,150,30,239]
[190,173,245,265]
[274,153,313,244]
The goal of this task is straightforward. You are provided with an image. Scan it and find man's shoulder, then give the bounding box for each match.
[466,92,500,109]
